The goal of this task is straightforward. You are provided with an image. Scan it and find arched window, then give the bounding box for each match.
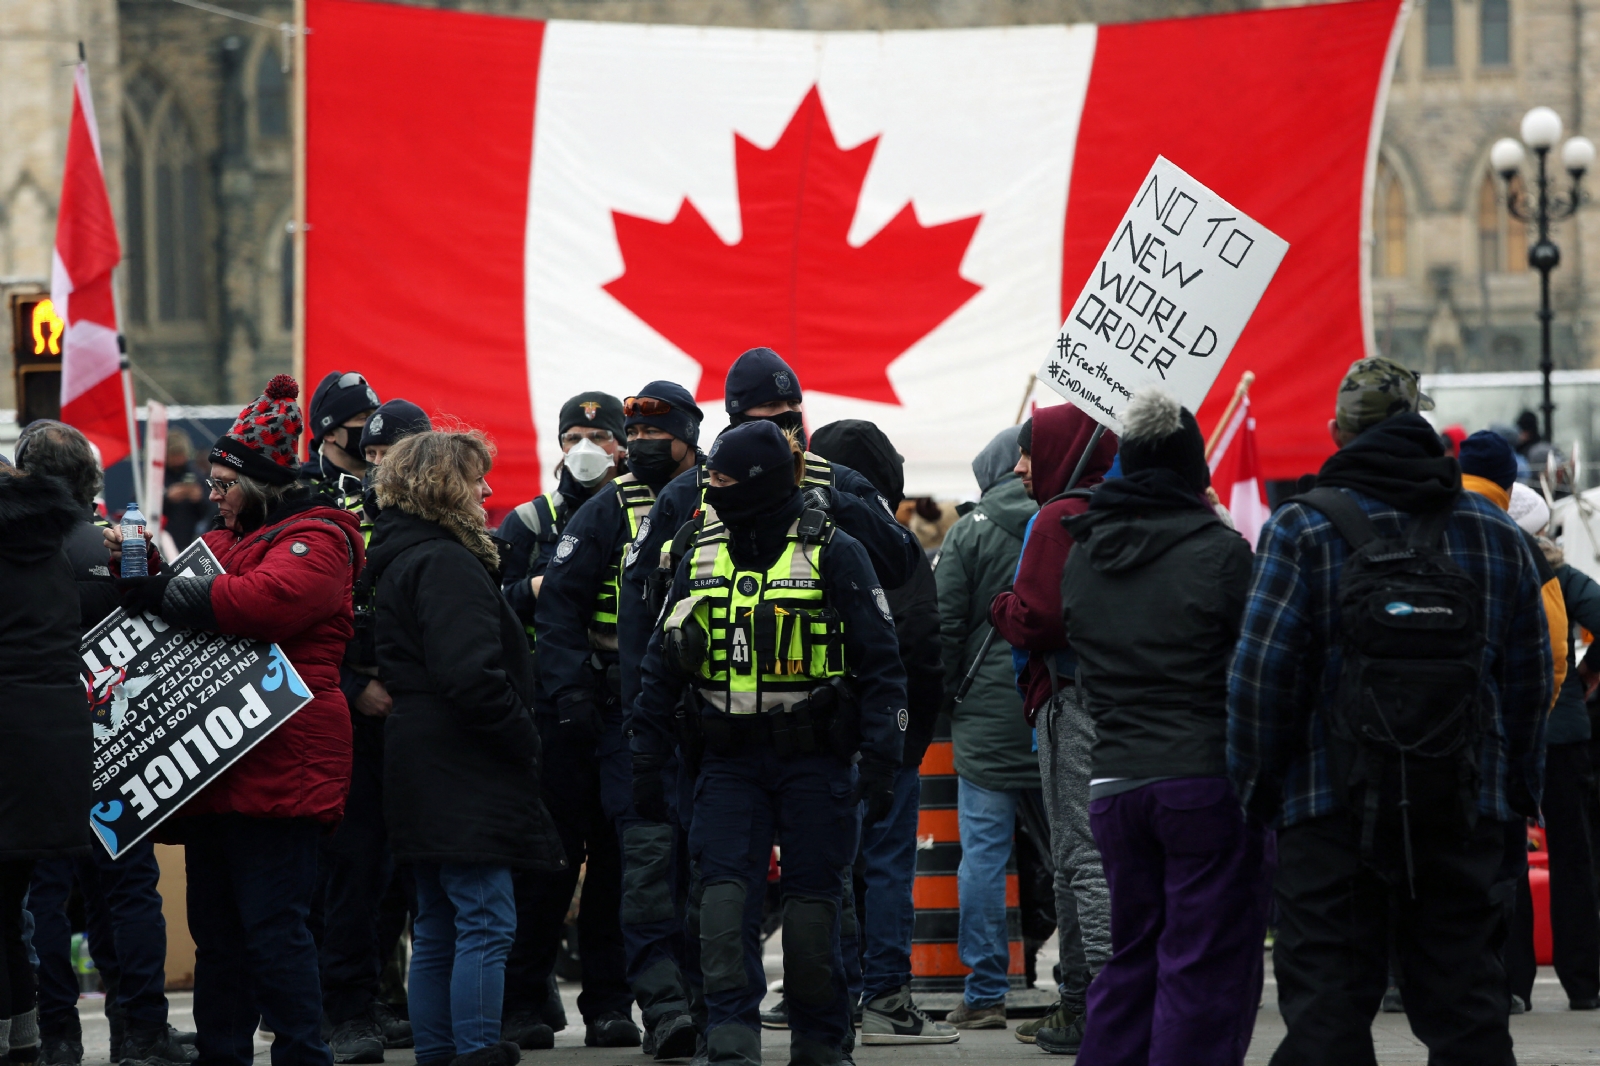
[123,73,206,325]
[256,44,288,138]
[1481,0,1511,66]
[1373,160,1406,277]
[1426,0,1456,68]
[1478,169,1528,274]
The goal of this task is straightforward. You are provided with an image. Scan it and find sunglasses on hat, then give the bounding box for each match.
[624,396,674,418]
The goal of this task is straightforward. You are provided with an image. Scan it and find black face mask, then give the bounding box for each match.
[626,437,683,492]
[731,409,807,448]
[704,466,799,531]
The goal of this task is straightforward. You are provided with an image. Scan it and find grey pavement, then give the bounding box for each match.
[66,957,1600,1066]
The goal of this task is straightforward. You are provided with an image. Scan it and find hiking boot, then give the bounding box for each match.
[499,1011,553,1051]
[369,1003,411,1050]
[40,1034,83,1066]
[759,996,789,1030]
[446,1041,519,1066]
[1380,985,1405,1013]
[945,1001,1006,1030]
[1034,1013,1085,1055]
[859,986,958,1045]
[121,1025,194,1066]
[1014,1000,1073,1044]
[328,1016,385,1064]
[584,1012,641,1048]
[649,1011,699,1061]
[167,1028,197,1061]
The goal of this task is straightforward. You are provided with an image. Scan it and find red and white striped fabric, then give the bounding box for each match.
[53,62,128,465]
[305,0,1403,503]
[1209,396,1271,550]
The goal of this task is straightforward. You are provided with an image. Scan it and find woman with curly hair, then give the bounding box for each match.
[366,431,565,1066]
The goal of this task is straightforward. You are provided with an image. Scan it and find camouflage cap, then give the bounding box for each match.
[1335,356,1434,435]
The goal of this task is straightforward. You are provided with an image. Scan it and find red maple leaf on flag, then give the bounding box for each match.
[604,86,983,406]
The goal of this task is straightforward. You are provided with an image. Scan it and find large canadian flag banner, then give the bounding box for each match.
[305,0,1403,503]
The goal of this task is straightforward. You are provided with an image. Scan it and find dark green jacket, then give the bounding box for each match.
[937,475,1038,790]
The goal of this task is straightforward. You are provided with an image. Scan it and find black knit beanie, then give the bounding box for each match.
[1116,388,1210,494]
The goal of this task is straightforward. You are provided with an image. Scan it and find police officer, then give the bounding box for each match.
[533,382,704,1055]
[500,392,626,643]
[304,370,381,517]
[633,420,908,1066]
[319,397,431,1063]
[498,391,627,1047]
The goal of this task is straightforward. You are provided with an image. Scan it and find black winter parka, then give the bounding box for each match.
[370,508,566,872]
[1060,472,1252,781]
[0,472,92,860]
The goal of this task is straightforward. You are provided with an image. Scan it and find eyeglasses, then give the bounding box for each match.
[560,430,615,447]
[623,396,673,418]
[338,371,367,388]
[206,477,240,495]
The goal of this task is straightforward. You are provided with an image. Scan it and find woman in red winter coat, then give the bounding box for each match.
[112,375,363,1066]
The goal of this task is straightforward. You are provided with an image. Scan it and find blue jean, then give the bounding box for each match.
[957,777,1024,1008]
[182,815,329,1066]
[842,764,921,1005]
[410,864,517,1062]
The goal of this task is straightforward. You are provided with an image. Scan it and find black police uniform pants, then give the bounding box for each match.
[1269,812,1514,1066]
[505,719,630,1023]
[30,840,169,1035]
[314,712,401,1025]
[691,745,858,1055]
[1508,742,1600,1005]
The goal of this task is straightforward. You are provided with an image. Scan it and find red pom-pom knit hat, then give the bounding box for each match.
[209,374,304,485]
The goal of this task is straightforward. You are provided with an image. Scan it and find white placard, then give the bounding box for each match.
[1039,156,1289,431]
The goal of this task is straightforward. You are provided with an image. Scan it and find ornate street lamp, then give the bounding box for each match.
[1492,107,1594,443]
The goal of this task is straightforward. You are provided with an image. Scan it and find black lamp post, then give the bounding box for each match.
[1492,108,1593,445]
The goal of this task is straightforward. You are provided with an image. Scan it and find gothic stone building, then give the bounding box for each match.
[3,0,1598,409]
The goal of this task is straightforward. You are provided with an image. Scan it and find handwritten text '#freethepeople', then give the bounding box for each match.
[1040,156,1288,432]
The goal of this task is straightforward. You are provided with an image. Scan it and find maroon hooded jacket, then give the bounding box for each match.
[988,404,1118,722]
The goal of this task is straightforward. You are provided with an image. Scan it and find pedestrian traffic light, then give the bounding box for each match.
[10,292,63,424]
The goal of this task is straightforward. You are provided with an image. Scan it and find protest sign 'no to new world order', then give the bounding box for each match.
[81,539,313,858]
[1039,155,1289,430]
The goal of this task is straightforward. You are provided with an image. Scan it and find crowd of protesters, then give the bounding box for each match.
[0,346,1591,1066]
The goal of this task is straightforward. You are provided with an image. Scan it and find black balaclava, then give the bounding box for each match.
[724,347,806,445]
[310,370,380,474]
[624,380,703,492]
[705,420,802,567]
[808,420,905,508]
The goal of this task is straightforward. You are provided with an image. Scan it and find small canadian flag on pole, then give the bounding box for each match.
[53,54,141,495]
[1207,373,1270,551]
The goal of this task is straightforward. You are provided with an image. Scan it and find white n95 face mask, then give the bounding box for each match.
[564,437,614,487]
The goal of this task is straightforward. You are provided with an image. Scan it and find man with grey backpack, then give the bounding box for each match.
[1228,357,1552,1066]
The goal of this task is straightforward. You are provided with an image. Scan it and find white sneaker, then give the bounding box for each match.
[859,986,960,1045]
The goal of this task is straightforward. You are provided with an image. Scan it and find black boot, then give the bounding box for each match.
[446,1041,520,1066]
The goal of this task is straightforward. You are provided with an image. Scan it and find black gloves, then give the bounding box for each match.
[115,571,173,618]
[633,757,670,823]
[557,696,603,746]
[855,756,898,827]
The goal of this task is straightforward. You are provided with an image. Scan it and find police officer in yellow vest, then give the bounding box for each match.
[518,383,704,1052]
[633,420,907,1066]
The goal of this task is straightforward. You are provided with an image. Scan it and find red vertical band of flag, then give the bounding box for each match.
[305,0,546,506]
[54,62,129,465]
[1209,397,1271,549]
[1066,0,1401,480]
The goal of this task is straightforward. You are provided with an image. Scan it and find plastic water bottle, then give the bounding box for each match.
[120,502,148,577]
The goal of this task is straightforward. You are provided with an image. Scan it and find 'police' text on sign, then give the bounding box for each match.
[1039,156,1288,430]
[82,540,313,858]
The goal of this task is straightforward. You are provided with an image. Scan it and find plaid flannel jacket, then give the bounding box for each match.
[1226,486,1551,828]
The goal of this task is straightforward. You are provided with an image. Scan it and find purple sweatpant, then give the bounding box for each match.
[1078,777,1274,1066]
